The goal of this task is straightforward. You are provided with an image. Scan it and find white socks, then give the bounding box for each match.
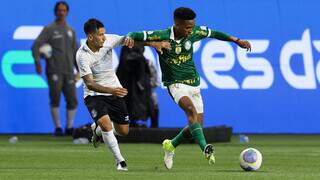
[102,131,125,163]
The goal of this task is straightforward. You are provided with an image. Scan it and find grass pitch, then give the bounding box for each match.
[0,135,319,180]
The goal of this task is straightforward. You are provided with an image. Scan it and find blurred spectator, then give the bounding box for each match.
[31,1,79,136]
[117,46,159,128]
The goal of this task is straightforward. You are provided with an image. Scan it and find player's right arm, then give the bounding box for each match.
[31,27,50,74]
[82,74,128,97]
[127,29,170,41]
[125,30,171,53]
[76,53,127,97]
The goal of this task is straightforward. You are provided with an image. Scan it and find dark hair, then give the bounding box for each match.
[54,1,69,14]
[174,7,196,20]
[84,18,104,35]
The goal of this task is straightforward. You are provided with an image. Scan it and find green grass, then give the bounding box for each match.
[0,135,320,180]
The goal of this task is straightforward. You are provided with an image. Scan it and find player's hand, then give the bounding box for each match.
[236,39,251,52]
[35,63,42,74]
[124,37,135,48]
[75,72,81,82]
[153,41,171,54]
[111,87,128,97]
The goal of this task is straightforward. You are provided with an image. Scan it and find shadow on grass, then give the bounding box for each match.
[214,169,268,173]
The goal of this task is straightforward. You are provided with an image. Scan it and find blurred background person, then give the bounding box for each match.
[31,1,79,136]
[117,45,160,128]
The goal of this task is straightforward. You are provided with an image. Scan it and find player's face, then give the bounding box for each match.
[55,4,68,21]
[174,19,195,37]
[90,28,106,49]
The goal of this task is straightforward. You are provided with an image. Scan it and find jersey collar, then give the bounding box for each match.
[170,26,182,44]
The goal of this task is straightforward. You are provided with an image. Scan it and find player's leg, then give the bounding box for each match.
[178,96,207,151]
[162,84,194,169]
[112,123,129,136]
[90,96,129,145]
[85,95,128,171]
[170,113,203,149]
[167,83,206,150]
[62,74,78,135]
[193,90,215,165]
[97,115,128,171]
[47,73,63,136]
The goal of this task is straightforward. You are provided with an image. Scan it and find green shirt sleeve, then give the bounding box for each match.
[193,26,231,41]
[127,29,170,41]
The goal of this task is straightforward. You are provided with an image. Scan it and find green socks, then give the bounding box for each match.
[189,122,207,151]
[171,126,188,147]
[171,122,207,151]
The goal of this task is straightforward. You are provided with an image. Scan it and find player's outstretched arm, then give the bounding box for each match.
[212,31,251,51]
[126,29,170,42]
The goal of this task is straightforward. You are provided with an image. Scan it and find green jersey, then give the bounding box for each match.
[128,26,229,86]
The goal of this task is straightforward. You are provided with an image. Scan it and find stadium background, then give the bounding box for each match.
[0,0,319,134]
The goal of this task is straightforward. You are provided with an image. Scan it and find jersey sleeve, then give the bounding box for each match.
[194,25,231,41]
[127,29,170,41]
[76,52,92,78]
[105,34,125,48]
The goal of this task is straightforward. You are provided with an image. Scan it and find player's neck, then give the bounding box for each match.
[173,26,184,40]
[55,19,66,25]
[87,41,100,53]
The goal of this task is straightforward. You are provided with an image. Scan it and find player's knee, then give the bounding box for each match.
[50,100,60,107]
[98,121,113,132]
[185,105,197,117]
[66,99,78,110]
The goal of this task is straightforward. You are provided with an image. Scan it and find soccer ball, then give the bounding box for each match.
[239,148,262,171]
[39,43,52,58]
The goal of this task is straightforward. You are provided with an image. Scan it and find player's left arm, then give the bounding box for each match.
[196,26,251,51]
[211,30,251,51]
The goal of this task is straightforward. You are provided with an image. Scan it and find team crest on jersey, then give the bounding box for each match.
[184,41,191,50]
[175,46,182,54]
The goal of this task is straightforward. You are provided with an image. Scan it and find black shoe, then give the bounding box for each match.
[65,128,74,136]
[116,161,128,171]
[54,127,63,136]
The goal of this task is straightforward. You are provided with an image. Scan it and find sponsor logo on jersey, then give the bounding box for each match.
[175,46,181,54]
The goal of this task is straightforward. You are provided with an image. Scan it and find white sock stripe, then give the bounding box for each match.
[143,31,147,41]
[207,29,212,37]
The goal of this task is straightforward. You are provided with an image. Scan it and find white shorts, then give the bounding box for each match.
[168,83,204,113]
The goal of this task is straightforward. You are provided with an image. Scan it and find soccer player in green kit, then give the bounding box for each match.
[126,7,251,169]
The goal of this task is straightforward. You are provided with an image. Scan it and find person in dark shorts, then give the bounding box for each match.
[31,1,78,136]
[76,18,133,171]
[77,18,170,171]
